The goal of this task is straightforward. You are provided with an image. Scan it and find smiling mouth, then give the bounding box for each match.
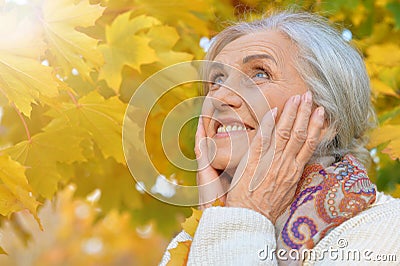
[213,120,255,136]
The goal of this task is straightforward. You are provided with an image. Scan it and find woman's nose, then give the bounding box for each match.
[209,79,242,110]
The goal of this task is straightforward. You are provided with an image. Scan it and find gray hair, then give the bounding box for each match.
[204,10,376,166]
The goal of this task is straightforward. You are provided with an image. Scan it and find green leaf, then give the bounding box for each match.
[387,1,400,29]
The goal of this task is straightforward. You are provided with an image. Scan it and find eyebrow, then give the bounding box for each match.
[208,61,225,71]
[242,54,277,65]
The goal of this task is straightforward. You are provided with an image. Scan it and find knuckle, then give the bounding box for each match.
[292,128,308,142]
[276,128,291,141]
[288,113,297,121]
[306,137,319,151]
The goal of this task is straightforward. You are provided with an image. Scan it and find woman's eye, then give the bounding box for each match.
[210,74,225,89]
[214,76,224,84]
[253,71,270,79]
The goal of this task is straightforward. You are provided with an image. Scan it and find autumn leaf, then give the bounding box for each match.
[167,240,192,266]
[46,91,126,164]
[0,10,59,117]
[181,208,202,238]
[167,199,224,265]
[41,0,104,79]
[147,25,193,66]
[73,156,142,213]
[6,127,89,198]
[180,200,223,237]
[0,154,41,228]
[98,13,160,91]
[369,125,400,160]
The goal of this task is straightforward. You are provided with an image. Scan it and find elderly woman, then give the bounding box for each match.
[160,11,400,265]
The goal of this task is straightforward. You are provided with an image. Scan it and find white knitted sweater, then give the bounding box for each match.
[160,191,400,265]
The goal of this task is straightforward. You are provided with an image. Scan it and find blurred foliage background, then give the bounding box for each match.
[0,0,399,265]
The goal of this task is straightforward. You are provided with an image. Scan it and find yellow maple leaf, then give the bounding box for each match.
[73,156,142,213]
[98,13,159,91]
[369,125,400,160]
[147,25,193,66]
[168,200,224,265]
[181,208,202,238]
[6,127,89,198]
[167,240,192,266]
[41,0,104,79]
[0,10,59,117]
[0,154,41,228]
[46,91,126,164]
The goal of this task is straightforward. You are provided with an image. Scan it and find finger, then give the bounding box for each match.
[228,109,274,194]
[296,106,325,165]
[248,108,278,191]
[275,94,301,152]
[195,116,211,172]
[283,91,313,157]
[200,96,213,133]
[194,116,205,159]
[248,141,275,192]
[249,107,278,152]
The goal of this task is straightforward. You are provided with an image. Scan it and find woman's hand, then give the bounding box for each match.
[226,91,325,223]
[195,110,227,210]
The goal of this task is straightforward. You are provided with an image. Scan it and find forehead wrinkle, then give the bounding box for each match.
[216,42,286,69]
[217,30,297,61]
[242,53,277,65]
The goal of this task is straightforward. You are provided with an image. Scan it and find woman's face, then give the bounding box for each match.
[202,31,309,172]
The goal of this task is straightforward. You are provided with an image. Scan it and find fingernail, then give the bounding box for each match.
[317,106,325,118]
[271,107,278,118]
[304,91,312,103]
[293,95,301,105]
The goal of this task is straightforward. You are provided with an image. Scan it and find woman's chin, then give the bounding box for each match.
[210,155,240,174]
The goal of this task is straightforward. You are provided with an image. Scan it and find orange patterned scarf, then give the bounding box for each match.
[275,154,376,257]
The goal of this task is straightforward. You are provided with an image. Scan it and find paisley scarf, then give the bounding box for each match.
[275,154,376,263]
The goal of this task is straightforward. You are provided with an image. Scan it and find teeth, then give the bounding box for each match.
[217,124,249,133]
